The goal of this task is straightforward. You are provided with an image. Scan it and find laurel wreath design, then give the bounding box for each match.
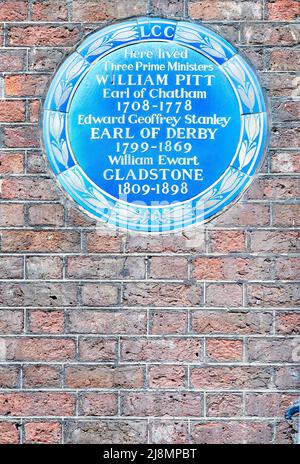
[224,60,256,112]
[175,26,228,60]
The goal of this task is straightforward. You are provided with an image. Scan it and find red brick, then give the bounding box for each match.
[206,394,243,417]
[28,204,65,226]
[81,283,119,306]
[1,230,80,252]
[0,49,26,72]
[206,283,243,307]
[23,365,61,388]
[213,203,270,227]
[0,310,23,334]
[72,0,146,21]
[123,283,202,307]
[123,392,203,417]
[206,339,243,362]
[247,283,300,307]
[275,421,297,444]
[0,282,78,307]
[64,365,144,389]
[248,176,300,199]
[150,311,187,334]
[24,421,61,444]
[0,366,19,388]
[273,204,300,226]
[28,310,64,334]
[149,420,189,444]
[32,0,68,20]
[79,393,117,416]
[191,421,272,444]
[247,338,299,363]
[193,257,223,279]
[68,310,146,335]
[246,393,297,417]
[189,0,262,20]
[194,256,273,281]
[5,74,48,97]
[2,337,75,361]
[26,256,63,279]
[267,0,300,20]
[8,25,81,47]
[275,257,299,280]
[28,100,40,123]
[0,100,25,122]
[250,230,299,253]
[67,207,96,227]
[3,125,39,148]
[1,177,59,200]
[192,310,272,335]
[0,0,28,20]
[0,256,23,279]
[79,337,117,361]
[276,312,300,335]
[121,338,202,362]
[0,152,24,174]
[85,230,123,252]
[269,49,300,71]
[149,256,188,279]
[149,365,186,388]
[209,230,245,253]
[0,421,19,444]
[0,393,75,416]
[191,366,271,389]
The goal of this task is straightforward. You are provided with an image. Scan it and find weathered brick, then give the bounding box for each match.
[28,204,64,226]
[24,421,61,444]
[152,0,184,16]
[247,337,300,362]
[1,230,80,252]
[272,102,300,122]
[79,337,117,361]
[148,256,188,279]
[206,339,243,362]
[247,176,300,199]
[85,230,123,252]
[0,0,28,20]
[189,0,262,20]
[246,393,297,417]
[67,256,145,279]
[273,204,300,227]
[0,337,75,361]
[250,230,300,253]
[206,283,243,307]
[23,365,61,388]
[32,0,68,21]
[0,282,78,307]
[269,49,300,71]
[0,152,24,174]
[0,365,19,388]
[149,365,186,388]
[5,74,48,97]
[126,231,205,253]
[121,338,202,362]
[192,310,272,335]
[191,421,272,444]
[64,420,147,444]
[81,283,119,306]
[206,394,243,417]
[123,392,203,417]
[267,0,300,20]
[0,421,19,444]
[0,49,26,72]
[260,72,300,98]
[150,311,187,334]
[275,421,298,444]
[212,203,270,227]
[1,177,59,200]
[27,310,64,334]
[79,393,117,416]
[64,365,144,389]
[276,312,300,335]
[0,393,75,416]
[26,151,47,174]
[3,125,39,148]
[274,366,300,389]
[275,257,299,280]
[191,366,271,389]
[67,310,146,334]
[67,207,96,227]
[247,283,300,307]
[26,256,63,279]
[149,420,189,444]
[242,23,300,46]
[72,0,146,21]
[123,283,202,307]
[0,100,25,122]
[0,256,23,279]
[28,48,66,72]
[271,151,300,172]
[0,310,23,334]
[8,25,81,47]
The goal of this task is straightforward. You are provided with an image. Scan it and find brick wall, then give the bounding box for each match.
[0,0,299,444]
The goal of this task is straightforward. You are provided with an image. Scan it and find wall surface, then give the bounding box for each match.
[0,0,299,444]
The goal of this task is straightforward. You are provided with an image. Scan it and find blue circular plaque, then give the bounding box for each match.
[43,18,268,232]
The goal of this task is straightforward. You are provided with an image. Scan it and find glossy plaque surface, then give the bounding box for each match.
[43,18,268,232]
